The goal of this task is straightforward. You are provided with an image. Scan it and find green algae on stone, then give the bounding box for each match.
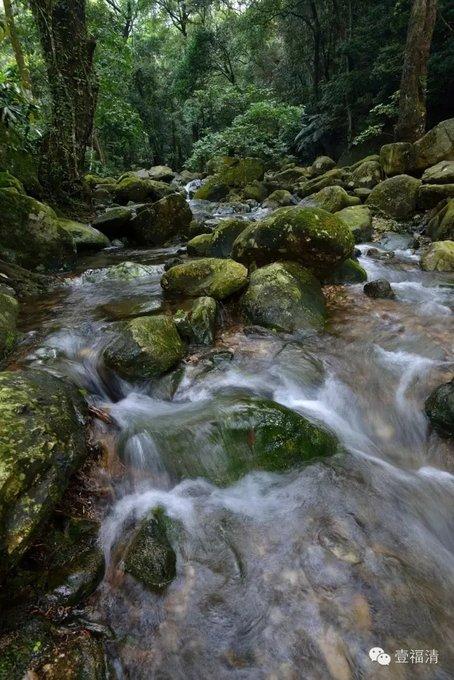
[103,314,185,381]
[241,262,326,334]
[187,233,214,256]
[57,219,110,251]
[231,206,354,276]
[161,258,248,300]
[114,175,173,204]
[0,291,19,361]
[0,370,87,575]
[174,296,218,346]
[124,508,177,591]
[366,174,421,220]
[91,206,134,238]
[0,188,76,271]
[130,193,193,245]
[425,379,454,438]
[210,219,248,258]
[335,205,372,243]
[0,171,25,194]
[427,199,454,241]
[325,258,367,284]
[263,189,293,208]
[420,240,454,272]
[309,186,360,213]
[194,176,230,201]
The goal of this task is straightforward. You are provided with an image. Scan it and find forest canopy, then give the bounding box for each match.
[0,0,453,180]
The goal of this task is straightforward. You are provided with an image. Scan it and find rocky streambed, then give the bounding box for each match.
[1,124,454,679]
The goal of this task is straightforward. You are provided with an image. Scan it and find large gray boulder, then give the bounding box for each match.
[366,175,421,220]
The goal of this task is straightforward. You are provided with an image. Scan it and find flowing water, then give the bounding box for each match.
[13,202,454,679]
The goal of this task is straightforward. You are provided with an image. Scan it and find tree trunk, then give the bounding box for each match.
[29,0,98,196]
[395,0,438,142]
[3,0,32,91]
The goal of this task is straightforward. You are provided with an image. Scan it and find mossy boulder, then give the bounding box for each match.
[420,241,454,272]
[187,232,214,256]
[0,171,25,194]
[413,118,454,171]
[309,186,360,213]
[114,176,173,204]
[241,262,326,334]
[123,395,339,486]
[91,206,134,238]
[349,159,382,189]
[0,127,41,195]
[130,193,192,245]
[148,165,175,182]
[425,379,454,438]
[366,175,421,220]
[0,618,55,679]
[335,205,373,243]
[80,261,158,284]
[242,181,267,202]
[175,296,218,346]
[231,206,354,276]
[269,166,308,188]
[263,189,293,208]
[427,199,454,241]
[33,634,107,680]
[124,508,176,591]
[210,218,248,258]
[0,189,76,271]
[103,314,185,382]
[58,219,109,251]
[310,156,336,177]
[161,258,248,300]
[0,260,50,299]
[194,176,230,201]
[0,370,87,576]
[417,183,454,210]
[422,160,454,184]
[297,168,347,198]
[0,290,18,361]
[380,142,416,176]
[325,258,367,284]
[218,157,265,187]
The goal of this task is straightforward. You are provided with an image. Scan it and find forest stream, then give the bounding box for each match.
[7,191,454,679]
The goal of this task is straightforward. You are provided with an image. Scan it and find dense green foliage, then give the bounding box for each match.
[0,0,453,174]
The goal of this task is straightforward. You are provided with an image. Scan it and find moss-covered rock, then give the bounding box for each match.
[325,258,367,284]
[417,183,454,210]
[218,157,265,187]
[123,395,339,486]
[0,189,76,271]
[148,165,175,182]
[269,166,308,188]
[103,315,185,382]
[80,261,158,284]
[309,186,360,213]
[297,168,347,198]
[231,206,354,276]
[242,181,267,202]
[366,174,421,220]
[427,199,454,241]
[0,127,41,196]
[241,262,326,334]
[263,189,293,208]
[91,206,134,238]
[130,193,193,245]
[413,118,454,171]
[58,219,109,251]
[0,171,25,194]
[0,259,50,299]
[349,159,382,189]
[175,297,219,346]
[187,233,214,256]
[210,218,248,258]
[380,142,416,176]
[422,160,454,184]
[0,618,55,679]
[335,205,373,243]
[310,156,336,177]
[0,370,87,576]
[35,634,107,680]
[420,241,454,271]
[0,290,18,361]
[124,508,176,591]
[161,258,248,300]
[194,176,230,201]
[114,176,173,204]
[425,379,454,438]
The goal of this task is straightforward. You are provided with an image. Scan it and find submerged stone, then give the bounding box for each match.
[364,279,396,299]
[124,508,177,591]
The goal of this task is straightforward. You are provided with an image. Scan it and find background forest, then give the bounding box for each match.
[0,0,453,179]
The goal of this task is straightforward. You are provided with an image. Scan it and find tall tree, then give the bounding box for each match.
[395,0,438,142]
[29,0,98,195]
[3,0,32,91]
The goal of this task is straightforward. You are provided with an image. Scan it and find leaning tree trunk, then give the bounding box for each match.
[394,0,437,143]
[4,0,32,91]
[29,0,98,196]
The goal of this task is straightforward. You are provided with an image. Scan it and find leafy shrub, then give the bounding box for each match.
[186,100,303,170]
